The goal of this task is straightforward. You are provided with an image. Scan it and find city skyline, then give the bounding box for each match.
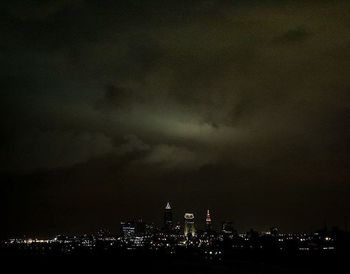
[2,200,349,274]
[4,201,347,239]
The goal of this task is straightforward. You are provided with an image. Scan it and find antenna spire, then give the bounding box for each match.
[165,202,171,210]
[206,209,211,223]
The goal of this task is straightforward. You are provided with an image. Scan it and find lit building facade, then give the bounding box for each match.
[184,213,196,237]
[120,222,136,238]
[206,209,212,231]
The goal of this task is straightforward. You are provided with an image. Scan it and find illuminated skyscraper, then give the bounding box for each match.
[164,202,173,231]
[206,209,212,231]
[184,213,196,237]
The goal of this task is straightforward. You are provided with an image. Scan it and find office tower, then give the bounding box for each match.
[136,219,146,235]
[120,222,136,238]
[184,213,196,237]
[222,221,234,235]
[164,202,173,231]
[206,209,212,231]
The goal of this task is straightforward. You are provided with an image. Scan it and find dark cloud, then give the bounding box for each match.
[99,85,135,109]
[0,129,116,173]
[273,27,312,44]
[3,0,84,21]
[2,0,350,237]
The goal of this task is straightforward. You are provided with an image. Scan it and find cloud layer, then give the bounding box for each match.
[1,0,350,236]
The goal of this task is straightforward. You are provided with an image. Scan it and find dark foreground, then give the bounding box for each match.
[1,249,348,274]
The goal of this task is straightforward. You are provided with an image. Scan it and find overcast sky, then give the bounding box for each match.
[2,0,350,238]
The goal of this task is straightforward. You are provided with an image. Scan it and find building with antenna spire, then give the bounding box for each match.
[163,202,173,231]
[206,209,212,231]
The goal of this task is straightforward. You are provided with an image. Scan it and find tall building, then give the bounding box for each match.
[222,221,234,234]
[164,202,173,231]
[120,222,136,238]
[184,213,196,237]
[136,219,146,235]
[206,209,212,231]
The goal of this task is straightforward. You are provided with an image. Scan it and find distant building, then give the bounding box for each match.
[184,213,196,237]
[120,222,136,238]
[270,227,279,236]
[136,219,146,235]
[173,222,182,235]
[164,202,173,231]
[145,223,156,235]
[97,228,110,239]
[222,221,234,235]
[206,209,212,231]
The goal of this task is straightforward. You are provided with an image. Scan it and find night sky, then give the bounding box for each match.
[2,0,350,238]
